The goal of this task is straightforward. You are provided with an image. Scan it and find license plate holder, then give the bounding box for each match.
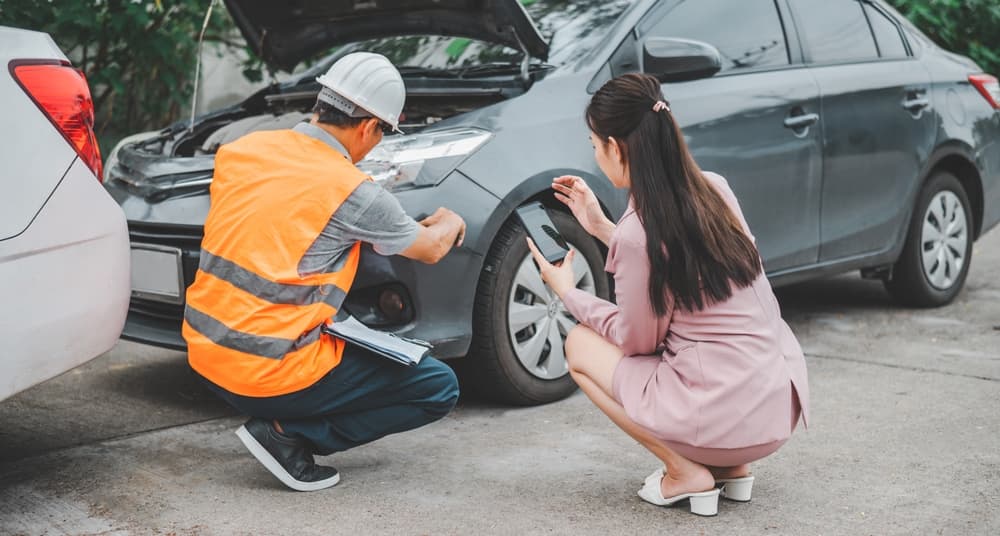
[131,244,185,304]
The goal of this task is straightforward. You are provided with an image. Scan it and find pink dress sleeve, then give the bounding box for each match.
[561,233,671,357]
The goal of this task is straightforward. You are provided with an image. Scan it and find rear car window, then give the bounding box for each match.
[795,0,879,64]
[864,3,909,59]
[644,0,789,72]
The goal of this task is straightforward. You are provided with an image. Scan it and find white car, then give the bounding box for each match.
[0,26,130,402]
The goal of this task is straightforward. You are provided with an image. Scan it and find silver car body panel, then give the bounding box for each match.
[0,26,74,241]
[0,26,131,401]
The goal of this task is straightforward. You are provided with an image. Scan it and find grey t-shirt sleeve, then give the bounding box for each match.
[339,182,421,256]
[299,181,420,276]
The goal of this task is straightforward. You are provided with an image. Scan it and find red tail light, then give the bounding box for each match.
[969,74,1000,110]
[12,61,103,181]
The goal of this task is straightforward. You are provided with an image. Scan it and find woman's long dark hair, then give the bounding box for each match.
[586,73,762,315]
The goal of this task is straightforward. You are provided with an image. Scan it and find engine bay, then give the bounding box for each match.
[172,84,511,158]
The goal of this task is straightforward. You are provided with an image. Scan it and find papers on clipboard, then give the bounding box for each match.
[323,315,431,366]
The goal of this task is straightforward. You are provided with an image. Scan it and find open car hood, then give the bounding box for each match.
[223,0,550,72]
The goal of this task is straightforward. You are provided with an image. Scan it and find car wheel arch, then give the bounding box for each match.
[882,143,983,270]
[477,170,622,271]
[919,143,984,240]
[460,201,614,404]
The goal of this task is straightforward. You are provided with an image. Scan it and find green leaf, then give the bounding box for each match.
[887,0,999,75]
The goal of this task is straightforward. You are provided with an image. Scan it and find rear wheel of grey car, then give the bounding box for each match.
[464,210,610,405]
[884,171,973,307]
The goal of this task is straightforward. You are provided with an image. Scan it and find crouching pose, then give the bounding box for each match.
[527,73,809,516]
[184,53,465,492]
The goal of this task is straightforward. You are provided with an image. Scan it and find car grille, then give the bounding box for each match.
[128,222,203,323]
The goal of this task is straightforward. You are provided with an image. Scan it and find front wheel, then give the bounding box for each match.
[884,171,973,307]
[464,210,610,405]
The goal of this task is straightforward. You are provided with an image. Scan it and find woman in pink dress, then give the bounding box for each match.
[526,73,809,517]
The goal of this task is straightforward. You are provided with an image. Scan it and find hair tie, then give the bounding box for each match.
[652,101,670,113]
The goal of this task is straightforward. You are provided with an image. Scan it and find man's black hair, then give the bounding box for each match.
[312,100,367,128]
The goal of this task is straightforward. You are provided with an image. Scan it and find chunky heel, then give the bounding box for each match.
[637,469,721,517]
[717,476,754,502]
[687,490,720,516]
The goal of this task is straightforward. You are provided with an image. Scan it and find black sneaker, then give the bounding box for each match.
[235,418,340,492]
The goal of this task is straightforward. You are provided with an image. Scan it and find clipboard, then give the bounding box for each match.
[322,315,432,366]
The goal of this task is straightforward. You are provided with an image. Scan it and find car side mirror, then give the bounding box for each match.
[643,38,722,83]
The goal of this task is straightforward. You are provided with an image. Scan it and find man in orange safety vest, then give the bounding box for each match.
[184,52,465,491]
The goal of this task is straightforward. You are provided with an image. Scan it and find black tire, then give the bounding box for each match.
[463,210,610,405]
[884,171,973,307]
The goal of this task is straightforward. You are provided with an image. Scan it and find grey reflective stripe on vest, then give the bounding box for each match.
[184,306,324,360]
[200,251,348,310]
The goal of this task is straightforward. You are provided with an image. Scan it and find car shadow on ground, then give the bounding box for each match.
[775,274,896,319]
[0,349,236,462]
[101,352,232,412]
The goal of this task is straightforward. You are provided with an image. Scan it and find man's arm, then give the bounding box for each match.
[399,208,466,264]
[305,183,465,268]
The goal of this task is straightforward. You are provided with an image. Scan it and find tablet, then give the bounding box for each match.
[516,203,570,265]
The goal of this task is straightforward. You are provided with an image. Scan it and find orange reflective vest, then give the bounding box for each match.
[183,128,367,397]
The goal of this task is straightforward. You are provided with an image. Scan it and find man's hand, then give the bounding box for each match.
[401,207,466,264]
[418,207,450,226]
[420,207,466,247]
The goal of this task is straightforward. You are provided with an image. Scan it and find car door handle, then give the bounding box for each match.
[784,113,819,130]
[902,97,930,112]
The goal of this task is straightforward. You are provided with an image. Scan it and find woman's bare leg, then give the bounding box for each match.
[565,326,714,497]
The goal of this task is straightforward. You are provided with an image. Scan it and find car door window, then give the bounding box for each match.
[795,0,879,64]
[644,0,789,73]
[864,3,909,59]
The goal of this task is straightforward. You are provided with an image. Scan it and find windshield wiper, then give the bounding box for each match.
[396,66,461,78]
[396,62,554,80]
[456,62,554,78]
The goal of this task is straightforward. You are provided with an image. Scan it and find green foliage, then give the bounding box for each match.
[887,0,1000,75]
[0,0,246,151]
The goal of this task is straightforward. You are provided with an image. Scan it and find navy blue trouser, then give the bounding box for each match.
[200,344,460,455]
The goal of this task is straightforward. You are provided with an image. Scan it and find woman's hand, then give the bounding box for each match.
[526,238,577,299]
[552,175,615,246]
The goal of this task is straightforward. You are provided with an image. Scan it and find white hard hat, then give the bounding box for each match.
[316,52,405,134]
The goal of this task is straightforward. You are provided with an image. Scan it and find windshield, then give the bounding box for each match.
[297,0,634,74]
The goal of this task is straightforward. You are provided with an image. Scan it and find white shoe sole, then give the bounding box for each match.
[236,425,340,492]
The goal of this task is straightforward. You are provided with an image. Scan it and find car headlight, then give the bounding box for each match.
[358,128,492,191]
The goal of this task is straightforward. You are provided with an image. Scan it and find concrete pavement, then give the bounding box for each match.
[1,228,998,535]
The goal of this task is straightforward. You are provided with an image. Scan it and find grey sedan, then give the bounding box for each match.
[105,0,1000,405]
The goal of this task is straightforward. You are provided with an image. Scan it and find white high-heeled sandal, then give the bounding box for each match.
[715,475,754,502]
[637,468,720,517]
